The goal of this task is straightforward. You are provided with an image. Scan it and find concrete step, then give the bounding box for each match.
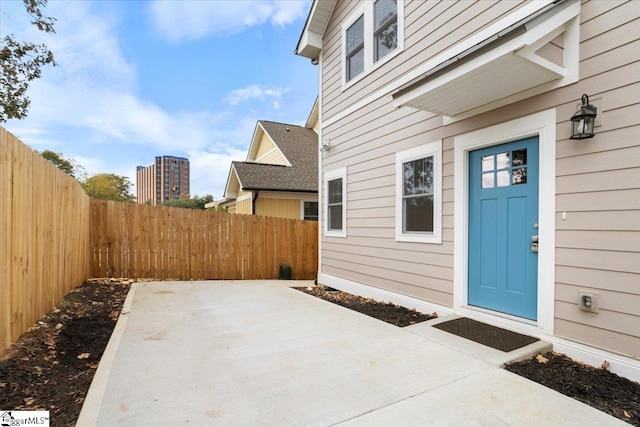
[405,315,552,367]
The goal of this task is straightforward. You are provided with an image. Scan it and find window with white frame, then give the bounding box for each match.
[396,140,442,243]
[343,0,403,84]
[324,168,347,237]
[374,0,398,61]
[346,16,365,82]
[303,201,319,221]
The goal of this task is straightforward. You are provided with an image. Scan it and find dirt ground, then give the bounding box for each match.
[506,352,639,426]
[295,286,437,326]
[1,282,638,426]
[0,279,131,426]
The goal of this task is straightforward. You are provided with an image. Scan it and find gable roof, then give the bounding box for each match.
[246,121,290,165]
[225,121,318,195]
[259,121,317,168]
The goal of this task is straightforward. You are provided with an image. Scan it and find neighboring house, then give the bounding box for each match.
[222,101,319,220]
[204,198,235,213]
[296,0,640,380]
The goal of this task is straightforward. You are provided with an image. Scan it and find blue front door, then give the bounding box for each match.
[468,137,539,320]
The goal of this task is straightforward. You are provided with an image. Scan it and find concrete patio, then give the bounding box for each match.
[77,280,628,426]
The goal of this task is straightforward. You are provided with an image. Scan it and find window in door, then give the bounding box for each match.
[481,148,528,189]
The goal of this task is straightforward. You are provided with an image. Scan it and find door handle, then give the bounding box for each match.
[531,235,538,253]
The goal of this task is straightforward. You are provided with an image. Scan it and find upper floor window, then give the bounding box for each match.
[343,0,403,85]
[374,0,398,61]
[346,16,365,81]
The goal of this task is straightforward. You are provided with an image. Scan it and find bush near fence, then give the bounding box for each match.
[1,127,318,355]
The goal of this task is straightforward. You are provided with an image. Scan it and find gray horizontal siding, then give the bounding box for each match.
[323,0,528,119]
[554,36,639,355]
[319,0,640,358]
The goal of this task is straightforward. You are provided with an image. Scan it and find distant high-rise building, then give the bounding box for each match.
[136,156,190,205]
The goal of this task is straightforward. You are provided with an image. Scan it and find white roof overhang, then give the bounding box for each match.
[393,0,580,119]
[223,165,241,200]
[295,0,337,59]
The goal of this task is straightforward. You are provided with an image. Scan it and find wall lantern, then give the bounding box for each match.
[570,94,597,140]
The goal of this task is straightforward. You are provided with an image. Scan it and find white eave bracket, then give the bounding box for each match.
[393,0,580,120]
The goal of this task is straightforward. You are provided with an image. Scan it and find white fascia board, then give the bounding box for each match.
[246,123,264,162]
[296,0,336,59]
[297,30,323,59]
[223,165,241,199]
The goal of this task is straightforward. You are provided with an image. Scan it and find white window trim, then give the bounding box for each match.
[395,140,442,244]
[324,167,347,238]
[341,0,404,90]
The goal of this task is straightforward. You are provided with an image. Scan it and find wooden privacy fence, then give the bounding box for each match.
[2,126,318,355]
[89,200,318,280]
[1,128,91,355]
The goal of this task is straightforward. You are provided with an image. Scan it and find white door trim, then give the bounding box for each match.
[453,109,556,334]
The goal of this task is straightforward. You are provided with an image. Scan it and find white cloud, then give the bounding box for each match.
[3,3,240,154]
[81,92,232,151]
[148,0,310,41]
[2,0,306,203]
[187,147,247,199]
[70,155,108,176]
[41,2,135,91]
[224,84,290,106]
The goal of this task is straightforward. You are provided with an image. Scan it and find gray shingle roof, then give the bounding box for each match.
[233,121,318,192]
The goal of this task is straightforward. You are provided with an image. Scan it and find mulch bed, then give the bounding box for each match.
[295,286,437,327]
[1,282,638,426]
[506,352,640,426]
[0,279,131,426]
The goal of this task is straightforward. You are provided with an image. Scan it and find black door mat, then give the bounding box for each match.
[433,317,539,352]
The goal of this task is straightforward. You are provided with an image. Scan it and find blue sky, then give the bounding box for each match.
[1,0,317,199]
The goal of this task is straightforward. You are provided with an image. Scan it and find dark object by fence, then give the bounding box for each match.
[279,264,292,280]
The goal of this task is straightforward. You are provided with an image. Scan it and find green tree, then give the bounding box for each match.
[39,149,85,178]
[162,194,214,210]
[82,173,135,202]
[195,194,214,209]
[1,0,57,122]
